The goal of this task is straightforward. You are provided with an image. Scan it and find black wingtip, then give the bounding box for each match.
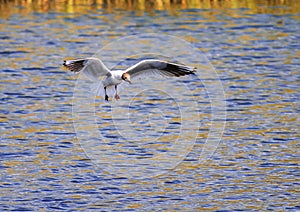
[62,59,86,73]
[191,67,197,75]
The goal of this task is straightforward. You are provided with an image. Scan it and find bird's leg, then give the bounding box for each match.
[114,85,120,100]
[104,87,109,101]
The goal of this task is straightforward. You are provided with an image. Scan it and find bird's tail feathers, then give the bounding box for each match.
[90,82,115,100]
[90,81,104,97]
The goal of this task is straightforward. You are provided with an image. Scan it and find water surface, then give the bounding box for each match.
[0,0,299,211]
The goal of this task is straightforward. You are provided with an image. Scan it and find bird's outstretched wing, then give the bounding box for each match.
[125,59,196,79]
[63,57,111,81]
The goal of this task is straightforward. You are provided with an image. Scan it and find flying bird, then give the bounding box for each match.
[63,57,196,101]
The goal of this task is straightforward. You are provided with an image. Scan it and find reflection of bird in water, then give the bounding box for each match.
[63,57,196,101]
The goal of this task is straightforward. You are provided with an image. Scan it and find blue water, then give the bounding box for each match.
[0,3,299,211]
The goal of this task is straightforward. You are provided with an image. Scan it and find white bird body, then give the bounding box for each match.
[102,70,124,87]
[63,57,196,101]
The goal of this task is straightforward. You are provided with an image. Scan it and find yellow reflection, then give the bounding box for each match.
[0,0,299,18]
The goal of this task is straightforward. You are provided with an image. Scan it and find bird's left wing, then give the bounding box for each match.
[63,57,111,81]
[125,59,196,80]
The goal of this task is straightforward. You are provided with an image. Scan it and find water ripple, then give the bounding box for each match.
[0,2,299,211]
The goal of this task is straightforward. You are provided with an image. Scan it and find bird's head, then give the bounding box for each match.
[121,73,132,84]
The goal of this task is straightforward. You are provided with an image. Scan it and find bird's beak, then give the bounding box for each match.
[126,79,132,84]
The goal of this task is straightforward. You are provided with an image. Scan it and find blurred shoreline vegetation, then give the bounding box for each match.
[0,0,299,18]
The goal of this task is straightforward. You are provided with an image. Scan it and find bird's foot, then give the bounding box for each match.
[105,95,109,101]
[114,94,120,100]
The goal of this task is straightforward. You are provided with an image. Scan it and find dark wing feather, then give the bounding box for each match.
[125,59,196,79]
[63,59,87,72]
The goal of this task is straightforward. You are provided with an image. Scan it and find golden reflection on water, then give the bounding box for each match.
[0,0,299,18]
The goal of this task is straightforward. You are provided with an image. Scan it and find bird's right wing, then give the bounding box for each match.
[63,57,111,81]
